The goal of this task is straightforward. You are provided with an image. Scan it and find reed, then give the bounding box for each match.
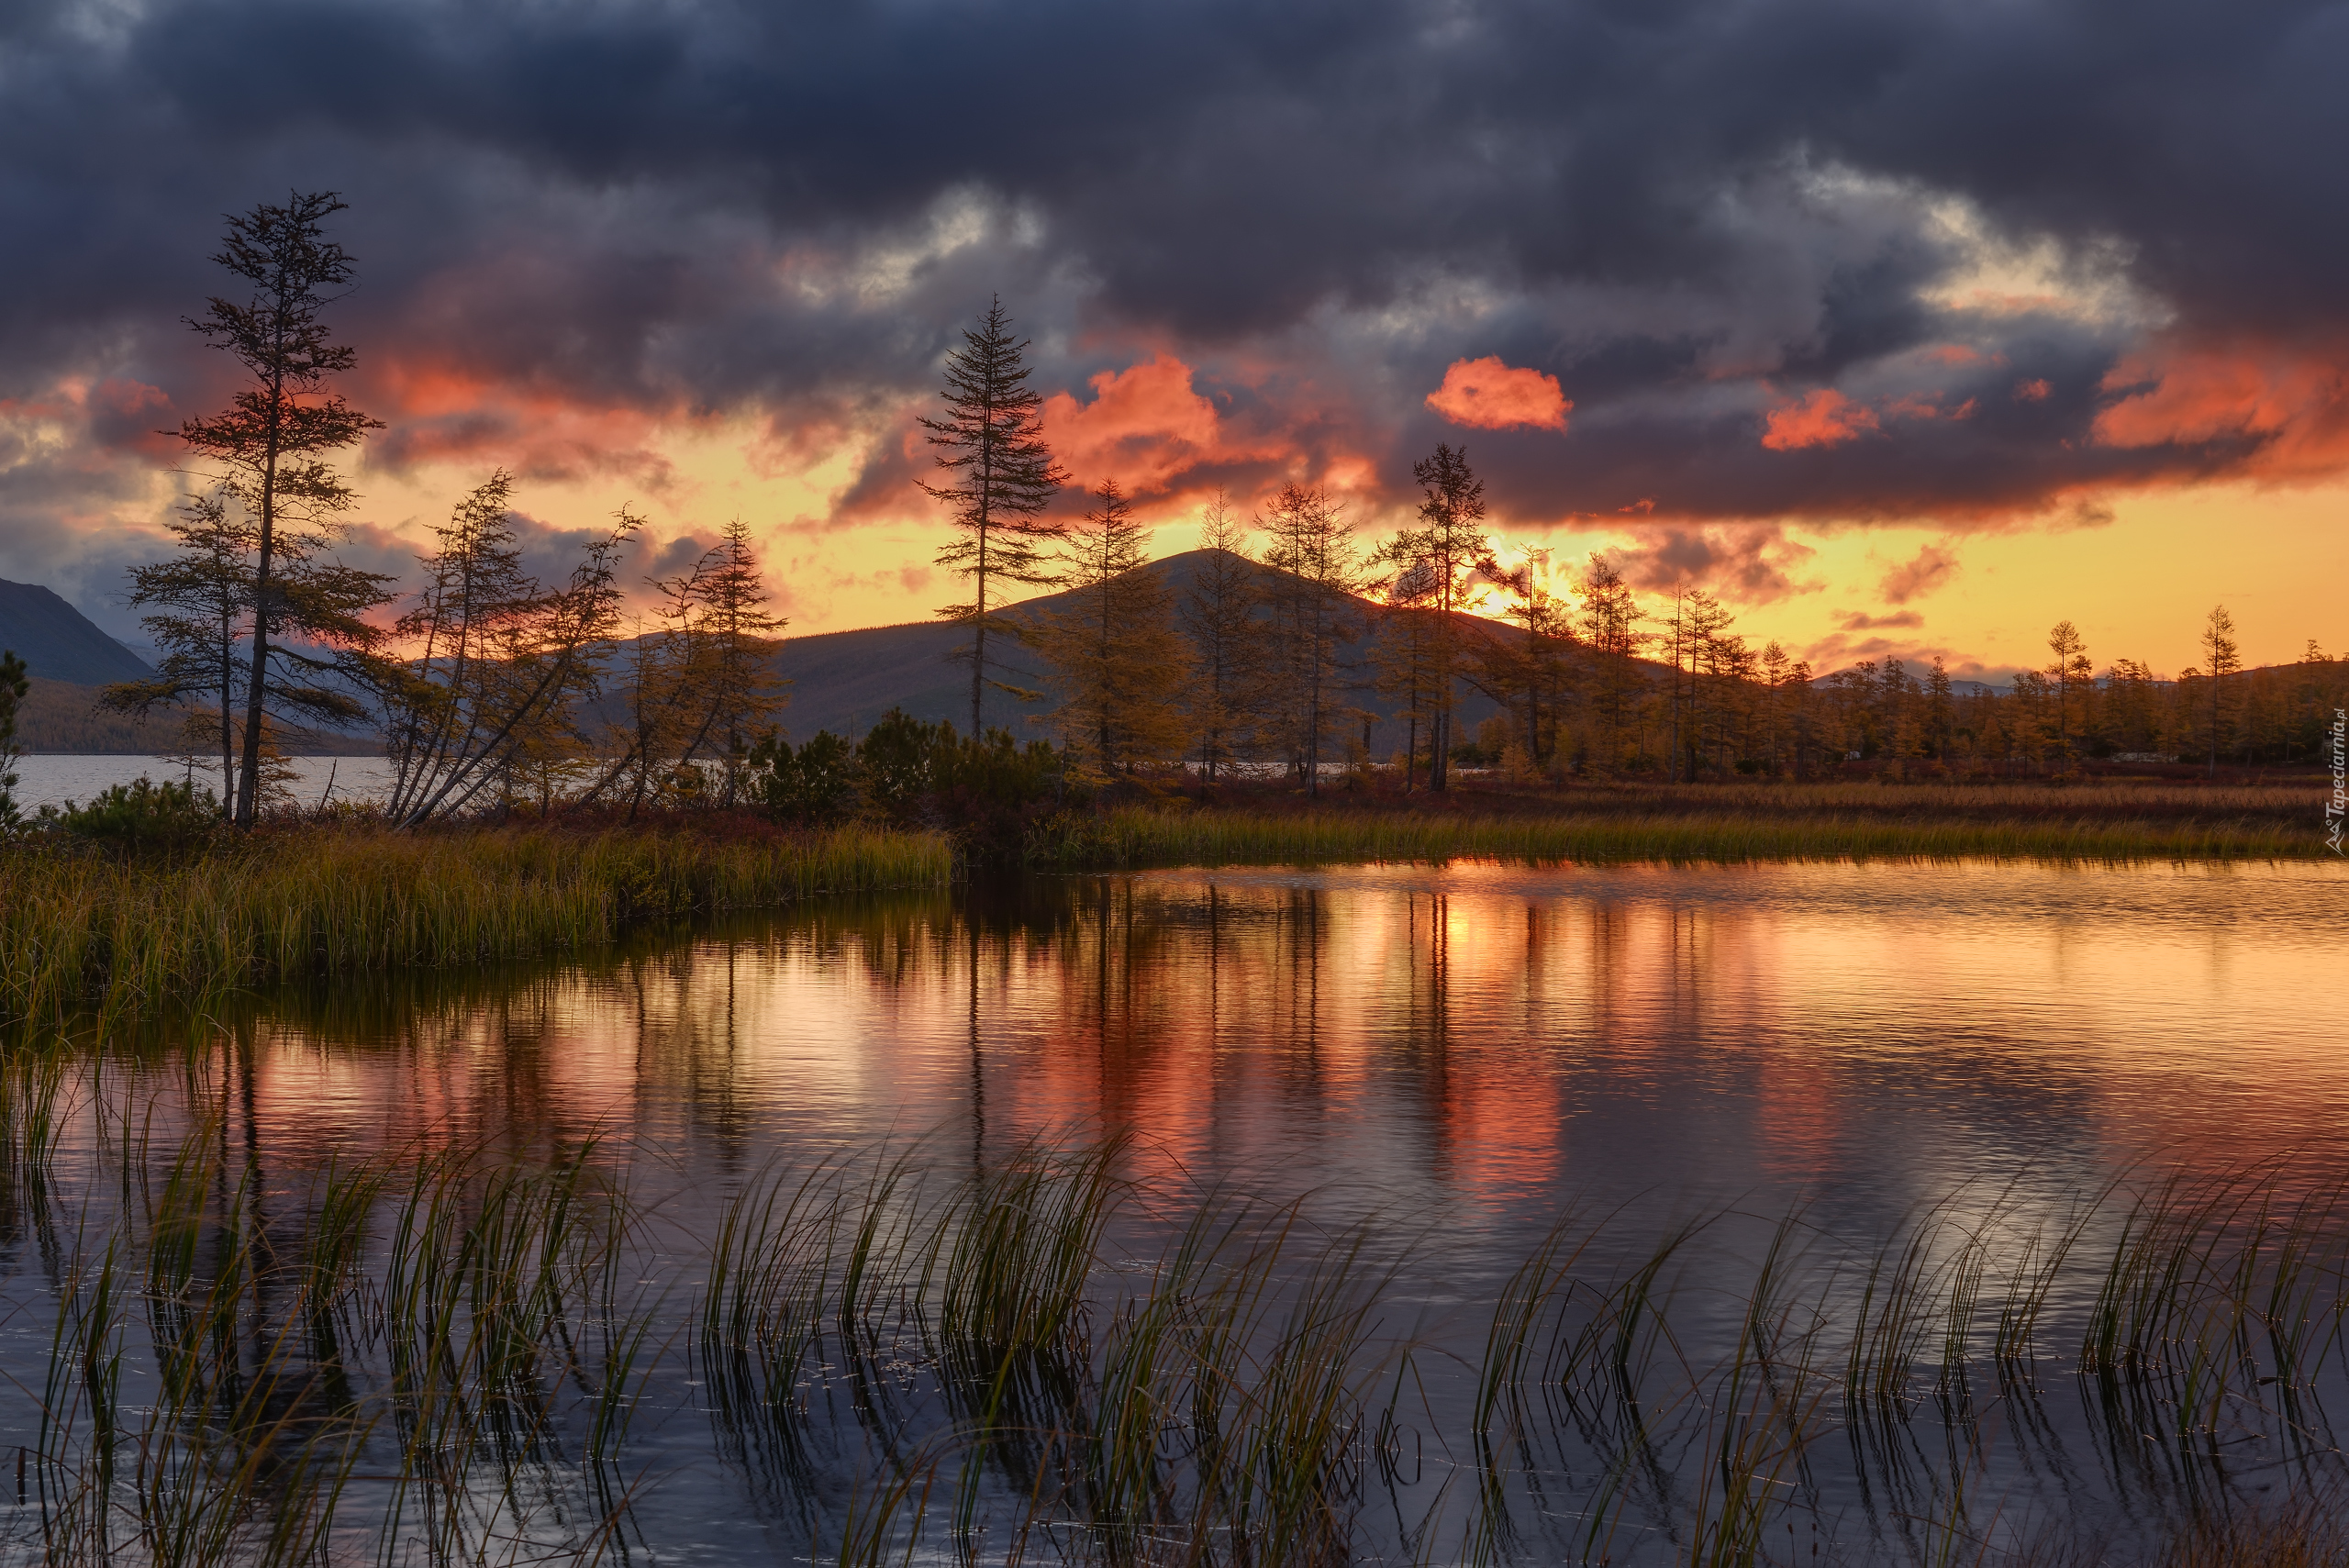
[1050,801,2329,870]
[13,1117,2349,1567]
[0,820,953,1024]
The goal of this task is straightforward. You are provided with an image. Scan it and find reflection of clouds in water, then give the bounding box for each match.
[178,860,2349,1243]
[40,858,2344,1565]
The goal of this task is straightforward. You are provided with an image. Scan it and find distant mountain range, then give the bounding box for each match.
[4,550,1532,756]
[763,550,1516,750]
[0,578,153,685]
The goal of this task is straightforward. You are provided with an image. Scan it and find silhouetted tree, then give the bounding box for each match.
[641,518,792,807]
[0,650,27,828]
[104,488,390,811]
[1578,554,1643,773]
[921,298,1067,737]
[176,192,383,826]
[384,473,639,826]
[1373,444,1494,790]
[2195,603,2242,775]
[2044,619,2090,766]
[1178,491,1263,783]
[1028,479,1189,779]
[1259,484,1362,795]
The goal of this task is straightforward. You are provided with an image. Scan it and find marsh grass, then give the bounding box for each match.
[1052,800,2328,870]
[8,1110,2349,1567]
[0,821,952,1025]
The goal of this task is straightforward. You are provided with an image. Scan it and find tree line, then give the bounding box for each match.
[50,195,2345,837]
[916,303,2348,790]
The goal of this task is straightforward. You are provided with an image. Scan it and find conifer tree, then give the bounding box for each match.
[1578,553,1644,774]
[920,298,1067,737]
[384,473,639,826]
[1476,562,1576,778]
[2044,620,2090,766]
[176,192,384,826]
[105,484,393,814]
[1924,655,1955,761]
[642,518,792,806]
[1177,491,1263,783]
[1258,484,1363,795]
[1371,573,1442,790]
[1029,479,1189,779]
[0,651,26,829]
[2197,603,2242,775]
[1373,444,1494,790]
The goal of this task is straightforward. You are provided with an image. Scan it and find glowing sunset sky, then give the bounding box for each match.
[1,0,2343,683]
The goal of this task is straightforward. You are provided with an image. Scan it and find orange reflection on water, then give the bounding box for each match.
[169,861,2347,1215]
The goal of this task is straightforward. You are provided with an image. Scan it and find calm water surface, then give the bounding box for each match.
[9,753,392,810]
[4,859,2343,1563]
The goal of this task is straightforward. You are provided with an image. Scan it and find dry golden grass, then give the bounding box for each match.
[0,821,952,1022]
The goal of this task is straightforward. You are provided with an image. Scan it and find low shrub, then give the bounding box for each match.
[48,778,222,851]
[746,708,1072,860]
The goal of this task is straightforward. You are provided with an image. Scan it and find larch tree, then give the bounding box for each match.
[1577,553,1643,773]
[2045,619,2090,766]
[1028,479,1189,779]
[1372,444,1495,791]
[2197,603,2242,775]
[1476,561,1576,778]
[1370,562,1442,790]
[103,492,254,807]
[384,473,640,827]
[1924,656,1956,761]
[104,484,393,815]
[0,650,26,828]
[920,298,1067,738]
[641,518,791,806]
[176,192,383,826]
[1177,490,1263,783]
[1258,484,1363,795]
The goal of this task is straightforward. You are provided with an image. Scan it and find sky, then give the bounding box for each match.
[1,0,2343,685]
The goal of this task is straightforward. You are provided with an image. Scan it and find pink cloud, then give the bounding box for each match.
[1041,353,1282,494]
[1761,388,1879,450]
[1425,356,1571,432]
[1880,542,1959,604]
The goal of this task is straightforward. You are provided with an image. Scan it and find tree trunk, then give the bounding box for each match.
[233,407,284,827]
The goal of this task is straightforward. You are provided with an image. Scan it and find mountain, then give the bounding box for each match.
[0,579,153,685]
[767,550,1518,750]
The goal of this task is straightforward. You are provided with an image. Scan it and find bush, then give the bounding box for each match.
[50,778,221,851]
[748,708,1071,861]
[751,730,860,827]
[856,710,955,825]
[933,727,1067,862]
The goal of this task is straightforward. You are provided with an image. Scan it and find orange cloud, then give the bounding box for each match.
[2092,345,2349,479]
[1920,344,1988,366]
[1041,353,1254,493]
[363,357,683,484]
[1425,356,1570,432]
[2014,378,2051,402]
[1761,388,1879,450]
[1880,541,1959,604]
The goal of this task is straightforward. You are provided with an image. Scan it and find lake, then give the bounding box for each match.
[3,859,2343,1563]
[8,753,395,812]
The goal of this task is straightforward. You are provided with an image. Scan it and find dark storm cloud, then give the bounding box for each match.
[0,0,2342,538]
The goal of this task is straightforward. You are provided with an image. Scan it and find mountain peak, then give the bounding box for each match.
[0,579,154,685]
